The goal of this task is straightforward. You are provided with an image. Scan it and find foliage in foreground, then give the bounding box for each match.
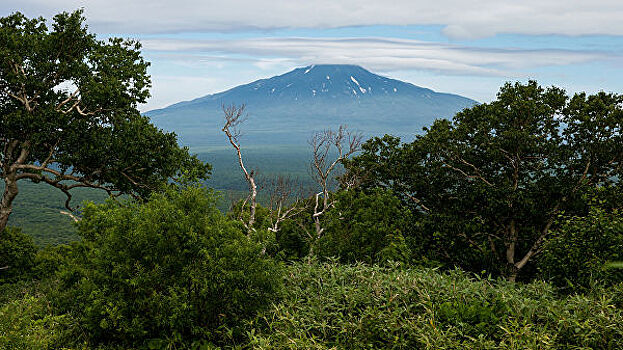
[0,226,36,283]
[52,187,282,348]
[0,280,75,350]
[2,261,623,349]
[249,261,623,349]
[539,203,623,292]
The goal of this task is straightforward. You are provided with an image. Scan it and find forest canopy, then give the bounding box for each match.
[0,10,209,234]
[345,81,623,280]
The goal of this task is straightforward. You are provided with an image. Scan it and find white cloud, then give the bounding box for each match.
[142,37,613,77]
[3,0,623,38]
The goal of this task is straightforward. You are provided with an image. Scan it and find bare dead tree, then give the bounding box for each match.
[265,175,306,233]
[222,104,258,234]
[338,167,365,190]
[309,125,362,242]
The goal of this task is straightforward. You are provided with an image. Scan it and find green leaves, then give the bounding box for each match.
[346,81,623,280]
[248,262,623,349]
[55,187,282,348]
[0,10,209,224]
[538,201,623,291]
[316,189,412,264]
[0,226,36,283]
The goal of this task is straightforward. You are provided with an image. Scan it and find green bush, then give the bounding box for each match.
[0,226,37,283]
[316,189,412,264]
[227,199,311,261]
[32,243,77,280]
[54,187,282,348]
[0,279,78,350]
[247,261,623,349]
[538,205,623,291]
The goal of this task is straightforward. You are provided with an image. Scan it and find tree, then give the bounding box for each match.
[538,197,623,291]
[316,188,412,264]
[222,104,258,234]
[0,10,209,234]
[309,126,361,246]
[265,175,306,234]
[346,81,623,281]
[55,187,282,347]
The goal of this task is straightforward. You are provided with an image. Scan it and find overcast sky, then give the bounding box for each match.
[2,0,622,111]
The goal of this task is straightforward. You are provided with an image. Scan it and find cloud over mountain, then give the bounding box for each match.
[143,37,612,77]
[5,0,623,38]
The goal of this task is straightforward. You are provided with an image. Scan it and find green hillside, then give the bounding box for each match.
[5,145,315,246]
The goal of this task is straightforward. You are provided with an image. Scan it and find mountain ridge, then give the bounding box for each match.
[146,64,477,147]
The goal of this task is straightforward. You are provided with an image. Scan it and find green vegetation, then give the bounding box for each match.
[0,9,209,236]
[316,188,412,264]
[538,200,623,292]
[2,262,623,349]
[1,10,623,350]
[52,187,281,348]
[345,81,623,281]
[0,226,36,283]
[248,262,623,349]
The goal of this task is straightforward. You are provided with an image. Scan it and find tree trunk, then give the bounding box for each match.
[247,176,257,233]
[504,220,518,282]
[0,173,19,233]
[507,268,519,283]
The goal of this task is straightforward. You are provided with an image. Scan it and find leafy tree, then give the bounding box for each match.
[346,81,623,280]
[316,189,412,264]
[54,187,282,348]
[538,200,623,291]
[0,10,209,234]
[0,226,36,283]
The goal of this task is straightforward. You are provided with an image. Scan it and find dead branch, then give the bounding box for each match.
[265,175,307,233]
[222,103,257,234]
[60,210,79,222]
[309,125,362,242]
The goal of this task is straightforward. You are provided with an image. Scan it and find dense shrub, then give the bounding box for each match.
[227,199,310,261]
[32,243,77,280]
[0,279,77,350]
[54,187,282,348]
[538,205,623,291]
[0,226,37,283]
[273,216,310,260]
[316,189,412,264]
[248,261,623,349]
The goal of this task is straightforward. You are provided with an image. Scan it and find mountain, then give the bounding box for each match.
[146,64,477,147]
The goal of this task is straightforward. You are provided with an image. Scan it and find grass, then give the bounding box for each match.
[2,261,623,349]
[248,261,623,349]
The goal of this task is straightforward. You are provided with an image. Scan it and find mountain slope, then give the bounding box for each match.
[146,64,477,147]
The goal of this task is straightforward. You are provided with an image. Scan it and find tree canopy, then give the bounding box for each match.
[0,10,209,233]
[345,81,623,280]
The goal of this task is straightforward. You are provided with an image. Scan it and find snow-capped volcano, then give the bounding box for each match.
[146,65,477,147]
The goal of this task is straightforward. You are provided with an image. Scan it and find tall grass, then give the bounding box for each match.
[249,261,623,349]
[2,261,623,349]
